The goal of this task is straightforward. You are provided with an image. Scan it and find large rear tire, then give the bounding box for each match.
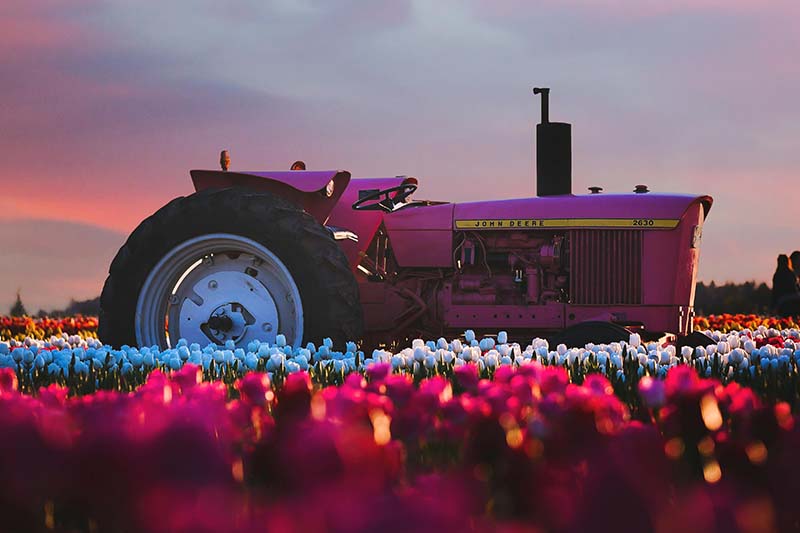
[99,188,362,349]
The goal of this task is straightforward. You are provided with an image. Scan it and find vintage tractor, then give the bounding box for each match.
[99,89,712,350]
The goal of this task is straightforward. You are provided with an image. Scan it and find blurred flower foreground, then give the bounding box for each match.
[2,315,800,532]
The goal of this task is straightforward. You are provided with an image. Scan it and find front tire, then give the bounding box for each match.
[99,188,362,349]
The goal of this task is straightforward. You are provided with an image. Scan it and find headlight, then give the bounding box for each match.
[325,179,335,197]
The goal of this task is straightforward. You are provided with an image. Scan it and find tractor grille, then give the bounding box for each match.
[569,230,642,305]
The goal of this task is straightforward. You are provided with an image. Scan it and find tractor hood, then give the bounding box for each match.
[452,193,713,230]
[190,169,351,223]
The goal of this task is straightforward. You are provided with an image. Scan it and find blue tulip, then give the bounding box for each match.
[536,346,548,358]
[178,346,190,360]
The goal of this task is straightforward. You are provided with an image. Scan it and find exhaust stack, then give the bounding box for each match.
[533,88,572,196]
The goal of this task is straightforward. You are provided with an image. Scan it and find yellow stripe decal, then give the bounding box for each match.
[454,218,680,230]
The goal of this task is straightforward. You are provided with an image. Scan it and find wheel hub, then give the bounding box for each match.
[178,270,279,346]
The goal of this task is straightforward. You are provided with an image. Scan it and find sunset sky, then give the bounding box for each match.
[1,0,799,313]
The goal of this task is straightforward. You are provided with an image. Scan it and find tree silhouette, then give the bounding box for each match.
[10,290,28,317]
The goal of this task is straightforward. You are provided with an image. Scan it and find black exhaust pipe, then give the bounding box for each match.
[534,87,572,196]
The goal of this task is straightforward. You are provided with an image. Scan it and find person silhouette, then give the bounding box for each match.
[791,251,800,280]
[772,254,800,317]
[290,160,306,170]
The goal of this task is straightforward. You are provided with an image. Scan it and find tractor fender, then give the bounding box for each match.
[190,169,351,224]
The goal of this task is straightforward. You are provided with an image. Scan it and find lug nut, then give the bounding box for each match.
[262,323,273,332]
[208,280,218,290]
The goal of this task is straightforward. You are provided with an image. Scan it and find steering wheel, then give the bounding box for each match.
[351,183,418,212]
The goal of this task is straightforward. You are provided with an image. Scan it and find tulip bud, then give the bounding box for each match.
[413,347,426,362]
[567,349,579,366]
[629,333,641,347]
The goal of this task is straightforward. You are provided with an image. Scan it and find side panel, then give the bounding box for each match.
[383,203,455,267]
[442,302,565,330]
[326,177,408,270]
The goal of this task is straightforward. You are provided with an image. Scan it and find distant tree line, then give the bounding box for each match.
[35,297,101,318]
[4,283,779,318]
[694,281,772,316]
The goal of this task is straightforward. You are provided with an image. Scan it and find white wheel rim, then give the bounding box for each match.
[135,233,303,349]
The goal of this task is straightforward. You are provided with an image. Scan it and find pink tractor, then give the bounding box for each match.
[100,89,712,350]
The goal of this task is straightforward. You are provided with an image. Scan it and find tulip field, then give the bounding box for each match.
[2,316,800,531]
